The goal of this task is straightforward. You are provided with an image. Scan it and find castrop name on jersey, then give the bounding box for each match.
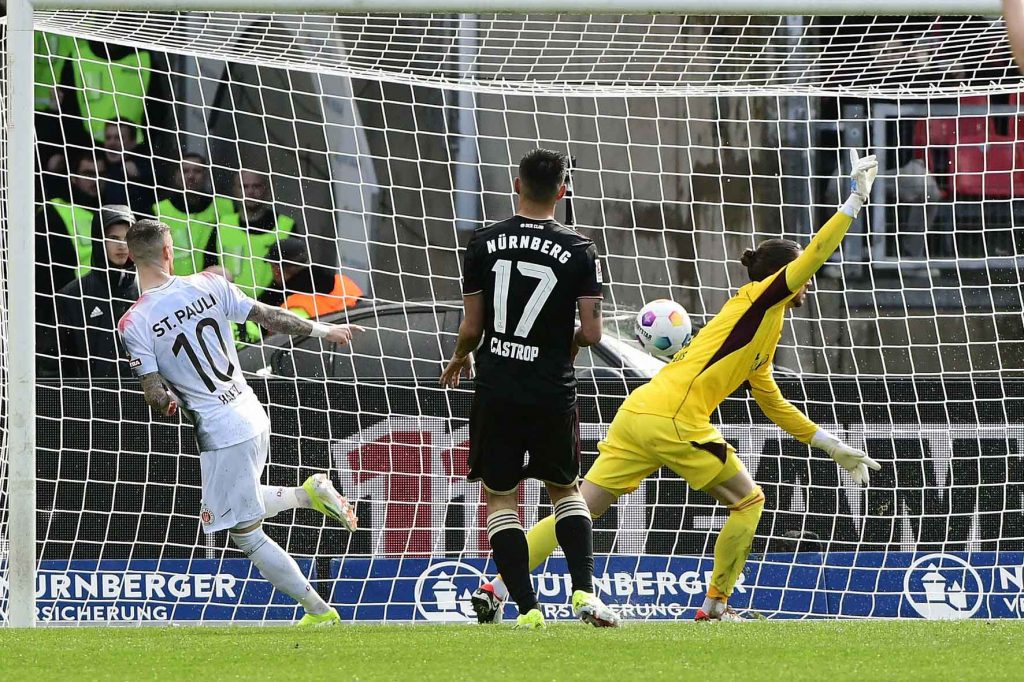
[490,338,540,361]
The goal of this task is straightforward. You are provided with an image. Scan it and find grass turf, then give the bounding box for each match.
[2,621,1022,681]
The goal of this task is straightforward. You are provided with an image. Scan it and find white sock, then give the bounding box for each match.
[490,576,509,601]
[260,486,308,519]
[701,595,726,617]
[231,527,329,615]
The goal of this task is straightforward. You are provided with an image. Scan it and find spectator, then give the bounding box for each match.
[152,152,236,276]
[269,238,363,319]
[36,152,104,377]
[242,239,362,343]
[34,32,74,113]
[34,33,90,175]
[257,238,335,309]
[213,170,300,299]
[39,151,104,295]
[888,158,942,261]
[55,206,140,378]
[59,39,175,157]
[100,119,158,213]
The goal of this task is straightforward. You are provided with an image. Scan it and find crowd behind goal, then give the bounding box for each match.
[32,34,365,381]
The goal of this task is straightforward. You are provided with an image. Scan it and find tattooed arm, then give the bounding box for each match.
[246,302,364,345]
[140,372,178,417]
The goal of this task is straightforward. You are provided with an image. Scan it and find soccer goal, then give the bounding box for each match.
[3,0,1024,626]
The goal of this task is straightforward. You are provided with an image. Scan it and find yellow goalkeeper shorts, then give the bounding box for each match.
[585,409,745,496]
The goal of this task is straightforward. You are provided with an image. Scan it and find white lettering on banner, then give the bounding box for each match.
[416,562,738,621]
[1003,596,1024,617]
[537,570,744,598]
[35,572,238,600]
[999,567,1024,592]
[541,602,688,620]
[331,418,1024,558]
[36,605,171,623]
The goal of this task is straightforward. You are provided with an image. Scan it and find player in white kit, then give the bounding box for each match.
[118,219,363,626]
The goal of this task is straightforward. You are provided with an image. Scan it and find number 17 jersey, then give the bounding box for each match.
[118,272,270,451]
[463,215,603,411]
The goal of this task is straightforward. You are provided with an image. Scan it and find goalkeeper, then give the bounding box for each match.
[473,150,882,623]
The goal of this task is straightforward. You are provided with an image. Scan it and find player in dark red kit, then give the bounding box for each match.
[441,149,618,629]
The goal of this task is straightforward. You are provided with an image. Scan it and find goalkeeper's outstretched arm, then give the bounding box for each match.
[747,363,817,444]
[749,363,880,486]
[784,150,877,291]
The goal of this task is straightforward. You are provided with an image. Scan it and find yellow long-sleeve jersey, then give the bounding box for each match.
[622,209,855,444]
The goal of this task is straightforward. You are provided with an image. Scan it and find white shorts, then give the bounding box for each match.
[199,430,270,534]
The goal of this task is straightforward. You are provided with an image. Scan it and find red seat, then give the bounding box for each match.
[954,136,1024,199]
[957,95,990,145]
[909,95,1024,198]
[915,118,958,197]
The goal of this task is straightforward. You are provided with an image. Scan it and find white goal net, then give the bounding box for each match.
[3,10,1024,624]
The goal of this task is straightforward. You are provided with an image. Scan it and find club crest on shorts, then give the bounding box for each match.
[200,504,215,526]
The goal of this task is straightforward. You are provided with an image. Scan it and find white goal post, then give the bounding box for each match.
[3,0,1023,628]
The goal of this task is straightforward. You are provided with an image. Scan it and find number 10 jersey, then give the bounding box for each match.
[463,215,603,412]
[118,271,270,451]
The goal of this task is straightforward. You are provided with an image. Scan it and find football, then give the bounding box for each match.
[634,299,692,357]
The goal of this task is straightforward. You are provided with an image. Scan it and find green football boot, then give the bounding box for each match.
[296,609,341,627]
[302,473,358,531]
[514,608,546,630]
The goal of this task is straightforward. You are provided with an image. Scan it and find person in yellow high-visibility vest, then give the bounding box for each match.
[35,33,92,178]
[36,152,105,377]
[212,170,300,301]
[38,152,104,294]
[58,39,172,142]
[56,38,176,162]
[35,32,75,112]
[152,153,237,277]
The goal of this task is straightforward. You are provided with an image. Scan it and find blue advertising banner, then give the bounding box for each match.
[31,559,313,623]
[8,552,1024,623]
[329,552,1024,621]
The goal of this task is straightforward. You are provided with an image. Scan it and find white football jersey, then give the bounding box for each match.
[119,272,270,451]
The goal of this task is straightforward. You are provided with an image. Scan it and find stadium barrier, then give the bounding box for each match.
[20,552,1024,622]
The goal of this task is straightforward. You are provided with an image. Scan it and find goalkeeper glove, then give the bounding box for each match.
[811,429,881,486]
[841,149,878,218]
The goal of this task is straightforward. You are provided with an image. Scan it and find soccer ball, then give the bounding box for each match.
[634,299,692,358]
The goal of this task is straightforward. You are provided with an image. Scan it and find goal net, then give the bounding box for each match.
[3,10,1024,624]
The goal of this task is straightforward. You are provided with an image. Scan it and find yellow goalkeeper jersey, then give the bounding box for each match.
[622,209,855,444]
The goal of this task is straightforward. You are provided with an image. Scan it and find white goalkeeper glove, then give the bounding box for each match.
[811,429,881,486]
[841,149,878,218]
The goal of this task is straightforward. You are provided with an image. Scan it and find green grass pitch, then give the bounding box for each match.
[2,621,1022,681]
